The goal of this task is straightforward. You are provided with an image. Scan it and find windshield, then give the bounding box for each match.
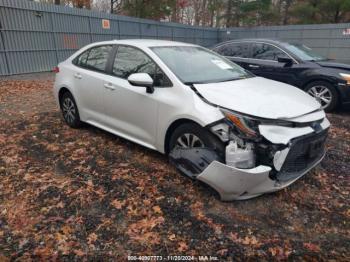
[284,43,326,61]
[151,46,251,84]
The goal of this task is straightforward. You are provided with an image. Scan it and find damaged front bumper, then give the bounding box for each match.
[169,117,330,201]
[197,153,324,201]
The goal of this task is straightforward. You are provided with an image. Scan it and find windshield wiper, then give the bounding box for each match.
[309,58,329,62]
[216,79,237,83]
[184,81,208,85]
[184,76,251,86]
[217,76,250,83]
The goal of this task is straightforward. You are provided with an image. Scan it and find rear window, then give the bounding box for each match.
[215,43,250,58]
[85,45,113,72]
[74,51,89,67]
[73,45,113,72]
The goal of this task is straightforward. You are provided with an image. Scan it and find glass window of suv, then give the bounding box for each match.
[84,45,113,72]
[113,46,172,87]
[215,43,250,58]
[251,43,289,61]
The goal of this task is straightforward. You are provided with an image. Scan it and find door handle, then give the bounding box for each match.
[74,73,82,79]
[104,83,115,90]
[248,64,260,68]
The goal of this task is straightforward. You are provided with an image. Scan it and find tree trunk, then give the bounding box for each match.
[54,0,60,5]
[283,0,293,25]
[226,0,233,27]
[334,7,341,23]
[171,1,177,22]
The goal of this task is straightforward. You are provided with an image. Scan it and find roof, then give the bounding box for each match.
[86,39,196,48]
[214,38,289,47]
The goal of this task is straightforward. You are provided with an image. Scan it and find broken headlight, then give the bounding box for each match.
[220,109,261,140]
[220,109,296,141]
[210,109,295,142]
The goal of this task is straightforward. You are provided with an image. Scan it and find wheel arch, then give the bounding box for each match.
[164,118,204,154]
[302,78,341,111]
[58,86,72,108]
[302,78,341,98]
[302,77,337,91]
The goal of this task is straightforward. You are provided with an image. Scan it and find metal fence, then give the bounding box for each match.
[219,24,350,64]
[0,0,349,76]
[0,0,218,76]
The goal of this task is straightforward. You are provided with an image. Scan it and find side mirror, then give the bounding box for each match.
[127,73,154,94]
[277,57,293,67]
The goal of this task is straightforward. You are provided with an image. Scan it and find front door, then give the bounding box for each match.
[102,45,164,147]
[247,43,299,86]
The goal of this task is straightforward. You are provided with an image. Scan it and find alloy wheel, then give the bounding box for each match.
[307,85,332,109]
[62,97,76,124]
[176,133,205,148]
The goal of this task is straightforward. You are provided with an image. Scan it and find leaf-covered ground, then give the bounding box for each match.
[0,74,349,261]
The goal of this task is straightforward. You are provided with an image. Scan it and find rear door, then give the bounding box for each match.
[214,42,251,70]
[72,45,113,123]
[248,42,298,85]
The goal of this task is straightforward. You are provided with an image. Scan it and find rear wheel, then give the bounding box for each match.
[60,92,82,128]
[305,81,339,112]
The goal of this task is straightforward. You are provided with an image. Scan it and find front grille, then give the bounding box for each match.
[277,129,328,181]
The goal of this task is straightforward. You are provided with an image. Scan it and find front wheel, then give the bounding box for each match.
[169,123,225,155]
[305,81,339,112]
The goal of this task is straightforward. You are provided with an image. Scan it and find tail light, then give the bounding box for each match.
[52,66,60,73]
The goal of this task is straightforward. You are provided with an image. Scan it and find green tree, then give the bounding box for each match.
[224,0,279,27]
[290,0,320,24]
[122,0,172,20]
[319,0,350,23]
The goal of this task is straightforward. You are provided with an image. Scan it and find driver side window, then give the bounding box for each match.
[113,46,172,87]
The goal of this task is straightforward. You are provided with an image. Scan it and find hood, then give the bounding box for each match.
[194,77,321,119]
[316,61,350,71]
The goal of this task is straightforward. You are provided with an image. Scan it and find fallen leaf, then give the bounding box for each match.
[62,225,73,235]
[57,201,65,208]
[111,199,125,209]
[74,249,85,257]
[152,205,162,214]
[178,242,189,252]
[303,242,321,252]
[168,234,176,241]
[87,233,98,244]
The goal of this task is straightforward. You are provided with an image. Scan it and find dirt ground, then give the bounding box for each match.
[0,74,349,261]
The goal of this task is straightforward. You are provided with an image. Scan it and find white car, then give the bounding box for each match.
[54,39,330,201]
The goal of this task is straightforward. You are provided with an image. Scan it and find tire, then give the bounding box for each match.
[305,81,339,112]
[60,91,83,128]
[169,123,225,157]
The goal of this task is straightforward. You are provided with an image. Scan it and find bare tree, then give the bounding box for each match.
[280,0,294,25]
[110,0,123,14]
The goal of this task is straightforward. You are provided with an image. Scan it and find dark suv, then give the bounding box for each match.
[213,39,350,112]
